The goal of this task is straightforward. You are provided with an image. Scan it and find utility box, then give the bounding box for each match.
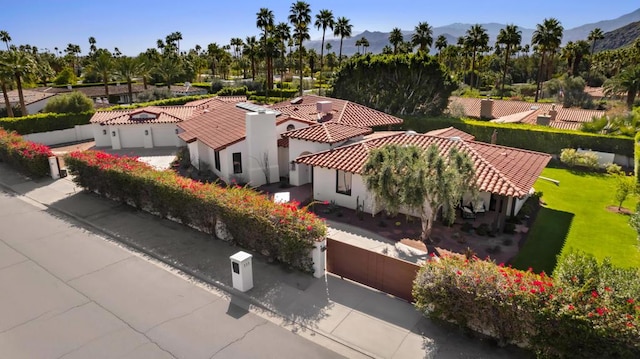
[230,251,253,292]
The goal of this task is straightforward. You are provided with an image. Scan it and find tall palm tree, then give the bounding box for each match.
[334,17,352,65]
[532,18,563,102]
[88,51,114,98]
[389,28,404,54]
[0,54,14,117]
[411,22,433,54]
[604,64,640,109]
[496,24,521,98]
[289,1,312,96]
[0,50,34,115]
[243,36,258,80]
[0,31,11,50]
[587,27,605,83]
[88,36,97,56]
[315,9,334,95]
[257,8,275,91]
[275,22,291,84]
[154,56,182,90]
[435,35,448,58]
[114,56,141,104]
[360,37,369,54]
[64,43,81,76]
[464,24,489,88]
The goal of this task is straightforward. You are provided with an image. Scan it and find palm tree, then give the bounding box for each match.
[464,24,489,88]
[587,27,605,84]
[0,54,14,117]
[532,18,563,102]
[0,50,35,115]
[243,36,259,80]
[88,51,113,98]
[88,36,97,56]
[333,17,352,65]
[114,56,141,104]
[275,22,291,84]
[360,37,370,54]
[411,22,433,54]
[0,30,11,50]
[604,64,640,109]
[154,56,182,90]
[289,1,312,97]
[257,7,275,90]
[315,9,334,95]
[435,35,448,57]
[496,24,521,98]
[389,27,404,54]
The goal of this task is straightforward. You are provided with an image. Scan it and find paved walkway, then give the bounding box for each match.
[0,164,526,358]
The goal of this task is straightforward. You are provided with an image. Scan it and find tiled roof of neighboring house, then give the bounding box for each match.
[90,106,198,125]
[271,95,403,128]
[185,96,247,108]
[425,127,476,141]
[296,131,551,198]
[449,96,604,126]
[0,89,56,107]
[282,122,372,144]
[169,85,208,95]
[549,121,583,131]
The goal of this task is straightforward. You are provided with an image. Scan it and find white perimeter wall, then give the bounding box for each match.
[23,124,94,146]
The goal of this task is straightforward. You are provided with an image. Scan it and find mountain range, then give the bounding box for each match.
[307,8,640,55]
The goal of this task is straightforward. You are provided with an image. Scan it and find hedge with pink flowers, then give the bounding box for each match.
[64,150,326,272]
[413,251,640,358]
[0,128,53,177]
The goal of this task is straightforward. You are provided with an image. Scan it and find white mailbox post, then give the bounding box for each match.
[230,251,253,292]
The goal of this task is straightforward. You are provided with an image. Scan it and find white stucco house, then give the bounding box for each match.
[1,89,56,115]
[295,127,551,221]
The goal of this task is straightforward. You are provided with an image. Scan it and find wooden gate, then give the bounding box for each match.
[326,238,420,302]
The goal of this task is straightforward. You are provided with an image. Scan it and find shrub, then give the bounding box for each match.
[101,94,214,111]
[217,86,247,96]
[636,132,640,183]
[135,88,173,103]
[0,128,53,177]
[0,111,94,135]
[53,67,77,85]
[64,150,326,272]
[413,252,640,357]
[560,148,599,169]
[44,92,94,114]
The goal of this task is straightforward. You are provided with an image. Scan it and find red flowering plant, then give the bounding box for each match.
[413,251,640,357]
[63,150,326,272]
[0,128,54,177]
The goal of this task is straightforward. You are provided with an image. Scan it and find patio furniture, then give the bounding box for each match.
[461,206,476,219]
[472,200,486,214]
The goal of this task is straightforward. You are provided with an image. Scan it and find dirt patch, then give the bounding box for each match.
[399,238,427,252]
[606,205,633,215]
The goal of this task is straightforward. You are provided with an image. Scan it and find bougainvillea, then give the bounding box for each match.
[0,128,53,177]
[413,252,640,358]
[64,150,326,272]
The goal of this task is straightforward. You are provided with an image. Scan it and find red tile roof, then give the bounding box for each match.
[282,122,372,144]
[186,96,247,108]
[177,102,250,150]
[271,95,403,128]
[449,96,604,126]
[90,106,199,125]
[296,131,550,198]
[277,137,289,148]
[425,127,475,141]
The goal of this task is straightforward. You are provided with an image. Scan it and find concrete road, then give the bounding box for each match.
[0,190,343,359]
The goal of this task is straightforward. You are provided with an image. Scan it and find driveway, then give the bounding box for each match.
[51,142,179,170]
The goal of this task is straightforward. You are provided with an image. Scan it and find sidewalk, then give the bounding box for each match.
[0,164,526,358]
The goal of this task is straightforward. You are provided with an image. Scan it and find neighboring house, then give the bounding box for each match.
[90,106,199,149]
[0,89,56,115]
[449,96,605,131]
[36,84,208,105]
[177,95,404,187]
[295,127,551,223]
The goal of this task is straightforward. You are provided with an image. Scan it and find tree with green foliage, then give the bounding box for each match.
[243,36,259,80]
[289,1,311,96]
[411,22,433,54]
[613,174,638,211]
[496,24,521,98]
[587,28,604,83]
[154,56,182,90]
[333,16,352,65]
[256,7,275,90]
[0,30,11,50]
[0,59,14,117]
[53,67,77,86]
[87,50,113,97]
[114,56,141,104]
[315,9,334,95]
[44,91,94,114]
[0,50,35,115]
[604,64,640,110]
[363,144,476,241]
[331,53,456,116]
[464,24,489,89]
[388,27,404,54]
[532,18,564,102]
[435,35,447,58]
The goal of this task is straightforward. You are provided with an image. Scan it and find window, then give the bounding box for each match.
[286,124,295,131]
[232,152,242,174]
[336,170,352,195]
[214,151,221,171]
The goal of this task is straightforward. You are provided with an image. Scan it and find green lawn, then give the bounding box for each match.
[512,167,640,274]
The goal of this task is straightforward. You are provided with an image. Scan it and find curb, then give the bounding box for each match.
[0,175,377,359]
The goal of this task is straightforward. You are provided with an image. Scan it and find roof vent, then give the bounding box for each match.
[203,109,210,113]
[405,130,417,135]
[290,97,303,104]
[530,106,539,110]
[317,101,332,114]
[449,136,461,141]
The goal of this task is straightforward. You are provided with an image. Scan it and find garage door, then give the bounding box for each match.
[118,127,145,148]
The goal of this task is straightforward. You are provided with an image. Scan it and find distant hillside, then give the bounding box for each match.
[594,21,640,52]
[305,7,640,56]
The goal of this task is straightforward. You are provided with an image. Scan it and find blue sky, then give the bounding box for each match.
[3,0,638,56]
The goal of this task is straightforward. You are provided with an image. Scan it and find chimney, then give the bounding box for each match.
[245,111,278,186]
[549,104,557,121]
[317,101,332,114]
[536,114,551,126]
[480,99,493,120]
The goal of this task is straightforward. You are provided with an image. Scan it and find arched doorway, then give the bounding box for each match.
[291,151,312,186]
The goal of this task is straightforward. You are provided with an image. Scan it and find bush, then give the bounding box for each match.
[0,111,94,135]
[517,84,538,97]
[560,148,599,169]
[135,88,173,103]
[636,132,640,183]
[53,67,77,85]
[64,150,327,272]
[210,80,224,94]
[216,86,247,96]
[44,92,94,114]
[101,94,215,111]
[413,252,640,357]
[0,128,53,177]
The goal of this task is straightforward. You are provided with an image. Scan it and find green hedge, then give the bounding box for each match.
[101,94,215,111]
[413,252,640,357]
[0,111,95,135]
[0,128,53,177]
[635,132,640,182]
[64,150,327,272]
[400,116,634,157]
[52,81,141,88]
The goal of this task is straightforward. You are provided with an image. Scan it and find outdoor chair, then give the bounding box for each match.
[461,205,476,220]
[472,200,486,214]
